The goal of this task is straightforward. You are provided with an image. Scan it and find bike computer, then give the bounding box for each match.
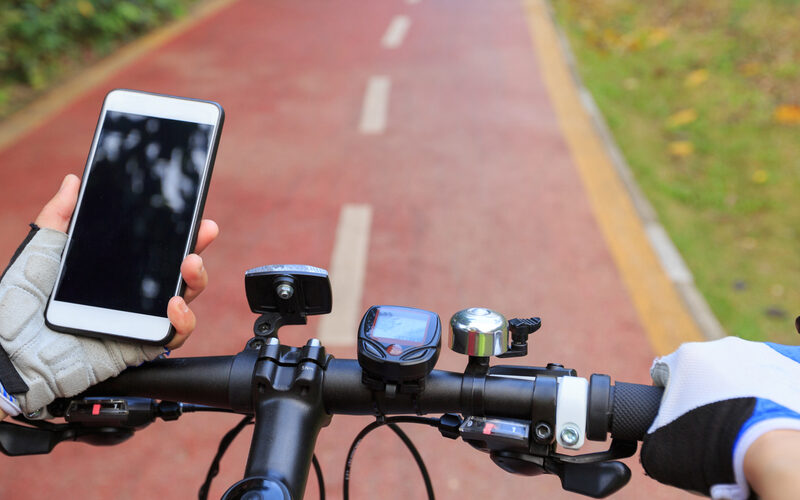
[357,305,441,391]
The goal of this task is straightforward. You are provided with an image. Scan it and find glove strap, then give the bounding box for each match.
[0,380,21,416]
[0,224,41,395]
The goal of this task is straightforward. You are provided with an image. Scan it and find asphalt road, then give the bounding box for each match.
[0,0,696,498]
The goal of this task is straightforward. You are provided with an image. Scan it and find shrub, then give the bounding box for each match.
[0,0,196,108]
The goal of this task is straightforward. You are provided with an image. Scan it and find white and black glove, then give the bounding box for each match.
[0,225,164,417]
[641,337,800,499]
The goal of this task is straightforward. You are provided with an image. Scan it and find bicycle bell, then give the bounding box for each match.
[449,308,508,357]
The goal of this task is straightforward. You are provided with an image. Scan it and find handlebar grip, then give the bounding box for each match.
[83,356,237,409]
[610,382,663,441]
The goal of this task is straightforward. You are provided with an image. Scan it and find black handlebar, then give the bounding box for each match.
[85,355,663,441]
[83,356,237,407]
[40,346,671,499]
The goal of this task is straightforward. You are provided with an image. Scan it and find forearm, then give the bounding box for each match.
[743,429,800,499]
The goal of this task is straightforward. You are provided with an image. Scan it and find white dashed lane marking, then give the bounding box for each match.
[381,15,411,49]
[358,76,391,134]
[317,204,373,345]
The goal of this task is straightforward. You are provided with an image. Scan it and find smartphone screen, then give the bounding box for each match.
[55,111,213,317]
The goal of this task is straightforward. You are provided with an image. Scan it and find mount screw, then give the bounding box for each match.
[534,422,553,441]
[276,283,294,300]
[559,424,581,446]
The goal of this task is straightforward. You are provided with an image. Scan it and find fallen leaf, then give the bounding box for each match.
[619,33,643,52]
[771,284,785,297]
[774,104,800,124]
[669,141,694,157]
[647,27,670,47]
[667,108,698,127]
[602,29,620,47]
[751,169,769,184]
[684,69,709,87]
[739,61,762,77]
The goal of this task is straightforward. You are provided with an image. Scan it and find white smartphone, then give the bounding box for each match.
[45,89,224,345]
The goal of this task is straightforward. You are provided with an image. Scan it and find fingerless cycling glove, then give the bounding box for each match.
[641,337,800,499]
[0,225,164,417]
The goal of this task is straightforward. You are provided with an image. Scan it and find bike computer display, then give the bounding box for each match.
[357,305,441,389]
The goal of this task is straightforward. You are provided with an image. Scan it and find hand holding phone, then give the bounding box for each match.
[45,89,224,345]
[0,89,223,416]
[34,174,217,348]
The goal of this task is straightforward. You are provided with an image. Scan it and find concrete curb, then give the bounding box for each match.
[545,2,726,341]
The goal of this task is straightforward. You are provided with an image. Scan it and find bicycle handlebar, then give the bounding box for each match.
[25,339,672,500]
[85,355,663,441]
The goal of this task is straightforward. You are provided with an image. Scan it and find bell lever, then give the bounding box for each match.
[448,308,541,362]
[497,317,541,359]
[244,265,332,339]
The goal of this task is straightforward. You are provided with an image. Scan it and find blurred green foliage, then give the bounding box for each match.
[0,0,196,112]
[553,0,800,342]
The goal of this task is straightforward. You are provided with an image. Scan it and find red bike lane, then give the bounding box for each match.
[0,1,694,498]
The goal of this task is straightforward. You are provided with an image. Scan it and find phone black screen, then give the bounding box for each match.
[55,111,214,317]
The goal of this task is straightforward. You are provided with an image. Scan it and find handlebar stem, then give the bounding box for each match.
[236,342,332,500]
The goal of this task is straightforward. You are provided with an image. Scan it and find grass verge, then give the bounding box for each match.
[552,0,800,342]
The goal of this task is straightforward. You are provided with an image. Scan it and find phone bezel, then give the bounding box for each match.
[45,89,223,345]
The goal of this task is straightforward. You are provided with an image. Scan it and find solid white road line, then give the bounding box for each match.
[358,76,391,134]
[381,15,411,49]
[317,204,373,345]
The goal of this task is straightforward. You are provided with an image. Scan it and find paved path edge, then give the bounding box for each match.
[543,0,726,341]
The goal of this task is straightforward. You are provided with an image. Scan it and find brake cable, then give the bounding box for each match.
[344,416,440,500]
[198,415,326,500]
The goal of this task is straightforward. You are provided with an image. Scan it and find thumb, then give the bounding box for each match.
[34,174,80,233]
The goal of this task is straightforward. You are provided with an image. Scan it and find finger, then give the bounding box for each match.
[166,296,195,349]
[181,253,207,304]
[34,174,80,232]
[194,219,219,255]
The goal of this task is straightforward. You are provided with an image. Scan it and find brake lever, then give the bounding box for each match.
[490,448,633,498]
[0,418,139,455]
[0,397,180,456]
[0,421,73,456]
[543,459,631,498]
[452,411,637,498]
[544,439,636,497]
[550,438,637,464]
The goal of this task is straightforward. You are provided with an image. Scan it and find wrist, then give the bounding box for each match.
[744,429,800,499]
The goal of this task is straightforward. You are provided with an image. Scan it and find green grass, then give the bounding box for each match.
[552,0,800,342]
